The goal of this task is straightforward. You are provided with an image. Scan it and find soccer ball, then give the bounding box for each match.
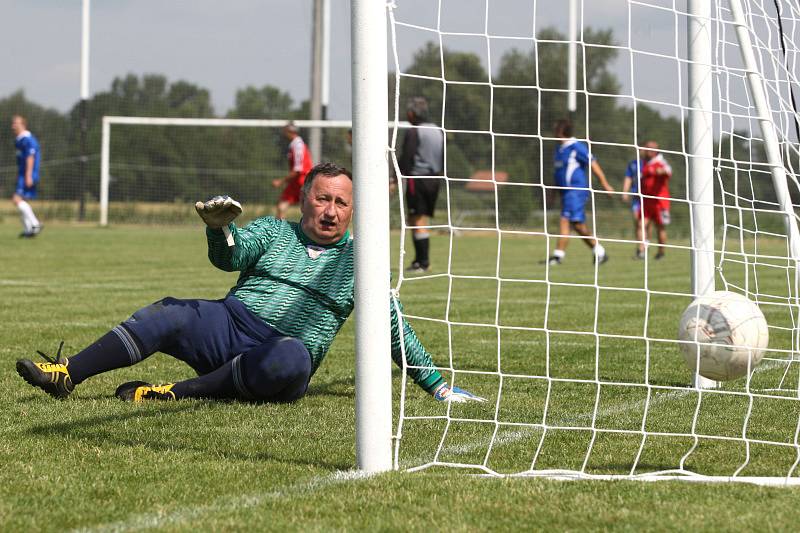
[677,290,769,381]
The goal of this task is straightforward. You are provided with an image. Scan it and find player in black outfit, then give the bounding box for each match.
[398,97,444,273]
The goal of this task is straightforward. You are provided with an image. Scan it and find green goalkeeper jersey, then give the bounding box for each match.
[206,216,445,394]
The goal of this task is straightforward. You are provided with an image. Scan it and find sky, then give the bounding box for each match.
[0,0,754,123]
[3,0,352,116]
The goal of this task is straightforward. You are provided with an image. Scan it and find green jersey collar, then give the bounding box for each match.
[296,219,351,248]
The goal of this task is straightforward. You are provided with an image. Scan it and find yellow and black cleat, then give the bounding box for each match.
[115,381,176,402]
[16,341,74,399]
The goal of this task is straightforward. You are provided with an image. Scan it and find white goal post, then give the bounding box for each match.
[99,115,396,472]
[353,0,800,483]
[351,0,393,473]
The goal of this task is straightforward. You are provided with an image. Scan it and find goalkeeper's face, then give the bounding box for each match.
[300,173,354,245]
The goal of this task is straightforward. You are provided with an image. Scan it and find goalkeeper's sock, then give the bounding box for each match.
[171,337,311,402]
[68,325,145,385]
[170,359,237,400]
[413,232,430,267]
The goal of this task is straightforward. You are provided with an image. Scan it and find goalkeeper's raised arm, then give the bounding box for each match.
[17,162,483,405]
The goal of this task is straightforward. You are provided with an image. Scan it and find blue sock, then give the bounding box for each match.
[171,337,311,402]
[170,360,237,399]
[68,325,145,385]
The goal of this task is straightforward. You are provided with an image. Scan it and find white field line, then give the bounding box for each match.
[72,470,376,533]
[473,339,645,347]
[436,389,686,457]
[73,361,789,532]
[74,388,682,533]
[435,358,790,457]
[401,295,651,309]
[0,279,144,290]
[5,321,101,328]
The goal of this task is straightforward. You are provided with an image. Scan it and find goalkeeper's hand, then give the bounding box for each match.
[432,382,487,403]
[195,195,242,228]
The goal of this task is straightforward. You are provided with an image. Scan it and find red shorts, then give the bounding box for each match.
[279,180,303,205]
[640,198,671,226]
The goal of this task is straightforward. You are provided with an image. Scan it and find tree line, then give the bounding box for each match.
[0,75,346,206]
[0,27,770,229]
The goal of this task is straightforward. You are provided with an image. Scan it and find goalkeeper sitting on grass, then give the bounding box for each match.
[16,163,483,404]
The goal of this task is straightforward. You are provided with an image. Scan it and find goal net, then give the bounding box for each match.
[386,0,800,483]
[99,118,352,225]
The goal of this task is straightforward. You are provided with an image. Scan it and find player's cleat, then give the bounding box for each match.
[18,225,42,238]
[634,250,646,260]
[407,261,430,273]
[655,252,666,260]
[115,381,176,402]
[594,253,610,265]
[547,255,562,265]
[16,341,74,399]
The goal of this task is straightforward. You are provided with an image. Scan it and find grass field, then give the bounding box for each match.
[4,220,800,531]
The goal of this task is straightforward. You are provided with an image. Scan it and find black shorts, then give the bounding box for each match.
[406,177,442,217]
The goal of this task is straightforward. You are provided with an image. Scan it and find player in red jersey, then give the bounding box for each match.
[637,141,672,259]
[272,122,314,219]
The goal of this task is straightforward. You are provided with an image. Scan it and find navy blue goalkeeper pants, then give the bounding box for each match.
[121,295,312,402]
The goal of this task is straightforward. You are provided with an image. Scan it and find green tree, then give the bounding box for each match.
[391,29,693,229]
[228,85,294,119]
[487,27,626,224]
[391,41,492,183]
[73,74,223,203]
[225,85,297,193]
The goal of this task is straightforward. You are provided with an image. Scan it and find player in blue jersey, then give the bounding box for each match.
[11,115,43,238]
[622,156,647,259]
[548,119,614,265]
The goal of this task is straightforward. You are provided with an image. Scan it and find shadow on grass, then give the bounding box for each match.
[306,376,354,399]
[25,401,351,471]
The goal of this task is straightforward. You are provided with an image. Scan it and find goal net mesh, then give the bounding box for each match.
[389,0,800,481]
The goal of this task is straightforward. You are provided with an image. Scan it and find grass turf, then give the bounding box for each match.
[3,220,800,531]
